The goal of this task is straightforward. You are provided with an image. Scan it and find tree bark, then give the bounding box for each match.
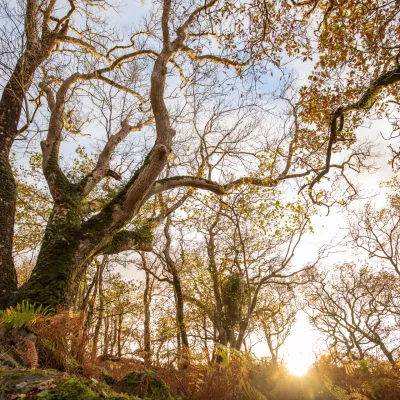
[0,153,17,306]
[143,268,152,367]
[92,263,105,358]
[172,272,189,369]
[0,0,64,305]
[19,201,153,307]
[19,206,85,306]
[0,55,37,306]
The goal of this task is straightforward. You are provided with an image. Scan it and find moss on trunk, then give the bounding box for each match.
[0,152,17,307]
[19,215,83,307]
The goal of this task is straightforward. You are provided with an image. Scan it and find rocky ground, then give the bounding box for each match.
[0,368,176,400]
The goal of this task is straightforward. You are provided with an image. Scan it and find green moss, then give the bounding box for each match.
[19,211,83,307]
[38,378,97,400]
[102,371,117,386]
[37,378,136,400]
[0,370,142,400]
[113,371,173,400]
[221,272,242,329]
[81,146,159,237]
[134,226,153,242]
[103,226,154,254]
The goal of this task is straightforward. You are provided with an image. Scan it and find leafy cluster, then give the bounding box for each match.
[0,301,51,330]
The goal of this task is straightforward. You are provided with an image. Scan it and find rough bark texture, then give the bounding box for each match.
[19,206,83,306]
[0,0,77,306]
[0,54,37,305]
[13,0,249,309]
[16,0,179,308]
[0,153,17,306]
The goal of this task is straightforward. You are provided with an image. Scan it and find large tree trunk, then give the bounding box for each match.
[17,0,177,309]
[0,19,57,306]
[19,195,153,307]
[0,152,17,306]
[19,210,85,306]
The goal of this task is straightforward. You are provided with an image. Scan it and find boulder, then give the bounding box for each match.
[114,371,173,400]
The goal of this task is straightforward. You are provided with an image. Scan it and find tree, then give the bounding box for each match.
[2,0,400,311]
[292,0,400,205]
[145,217,191,369]
[347,198,400,276]
[0,0,119,306]
[306,263,400,366]
[255,286,298,365]
[13,0,309,307]
[72,255,145,362]
[179,188,315,356]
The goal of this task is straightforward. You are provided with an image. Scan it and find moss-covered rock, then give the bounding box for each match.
[38,378,97,400]
[0,369,139,400]
[102,371,117,386]
[0,368,62,399]
[113,371,173,400]
[39,378,136,400]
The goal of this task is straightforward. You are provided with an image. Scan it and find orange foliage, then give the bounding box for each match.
[32,309,100,377]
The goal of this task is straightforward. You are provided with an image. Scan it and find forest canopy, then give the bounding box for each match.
[0,0,399,399]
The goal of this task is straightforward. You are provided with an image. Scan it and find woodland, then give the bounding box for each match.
[0,0,400,399]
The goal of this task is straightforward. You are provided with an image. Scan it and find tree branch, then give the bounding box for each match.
[80,116,153,196]
[98,228,153,255]
[309,65,400,198]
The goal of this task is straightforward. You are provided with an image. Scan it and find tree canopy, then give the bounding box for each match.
[0,1,400,398]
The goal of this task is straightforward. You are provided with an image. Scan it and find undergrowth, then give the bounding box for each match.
[0,300,51,329]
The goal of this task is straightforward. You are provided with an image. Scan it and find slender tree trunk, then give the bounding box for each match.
[81,270,97,313]
[173,273,190,369]
[176,330,181,365]
[92,268,104,358]
[103,317,110,359]
[117,313,123,359]
[206,220,229,363]
[235,321,248,351]
[203,316,210,364]
[265,330,278,365]
[143,269,152,367]
[111,317,117,357]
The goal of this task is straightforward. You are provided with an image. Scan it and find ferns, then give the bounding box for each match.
[0,300,51,329]
[240,381,268,400]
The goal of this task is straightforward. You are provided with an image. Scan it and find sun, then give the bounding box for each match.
[283,312,318,376]
[285,351,314,376]
[251,312,318,375]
